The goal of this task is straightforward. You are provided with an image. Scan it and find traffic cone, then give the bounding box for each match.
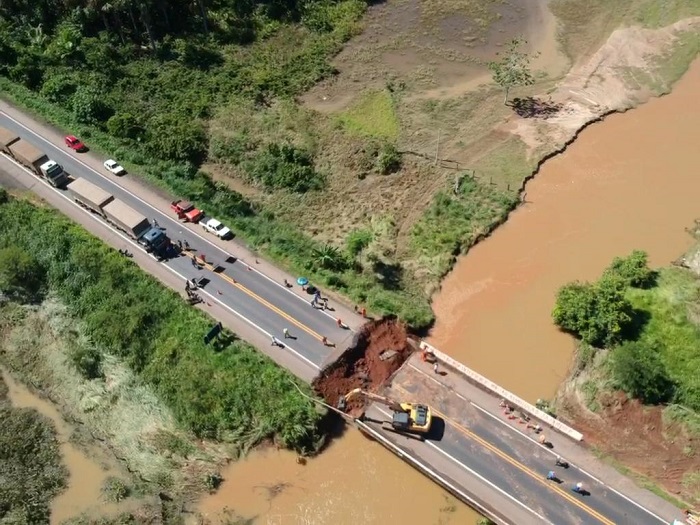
[247,266,252,271]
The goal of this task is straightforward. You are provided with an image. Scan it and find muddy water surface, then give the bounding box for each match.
[1,370,116,524]
[430,59,700,402]
[200,61,700,524]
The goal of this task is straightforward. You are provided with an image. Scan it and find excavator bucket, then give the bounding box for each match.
[337,398,348,411]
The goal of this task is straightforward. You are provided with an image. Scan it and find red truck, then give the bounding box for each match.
[170,199,204,223]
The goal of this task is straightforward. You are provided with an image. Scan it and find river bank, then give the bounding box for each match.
[553,243,700,509]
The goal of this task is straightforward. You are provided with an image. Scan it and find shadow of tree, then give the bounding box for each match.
[621,308,652,342]
[509,96,563,119]
[372,259,404,290]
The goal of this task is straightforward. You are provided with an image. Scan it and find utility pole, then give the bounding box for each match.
[434,129,441,166]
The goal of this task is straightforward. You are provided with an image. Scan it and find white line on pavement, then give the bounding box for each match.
[0,111,351,330]
[470,403,668,524]
[374,407,552,524]
[1,153,321,372]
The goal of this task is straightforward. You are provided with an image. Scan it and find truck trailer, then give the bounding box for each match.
[7,139,68,187]
[102,199,170,258]
[66,177,114,215]
[0,126,19,154]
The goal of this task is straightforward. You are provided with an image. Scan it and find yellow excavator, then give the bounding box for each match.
[337,388,433,434]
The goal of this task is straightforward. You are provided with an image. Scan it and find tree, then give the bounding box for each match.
[146,113,208,164]
[610,341,675,404]
[0,246,45,301]
[552,276,632,347]
[488,38,539,105]
[604,250,655,288]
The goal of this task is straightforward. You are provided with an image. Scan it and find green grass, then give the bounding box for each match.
[626,268,700,411]
[339,89,400,140]
[410,175,518,280]
[0,196,326,453]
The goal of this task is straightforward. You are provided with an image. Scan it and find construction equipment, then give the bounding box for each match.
[337,388,433,434]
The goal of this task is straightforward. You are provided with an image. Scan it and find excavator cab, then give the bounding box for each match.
[337,388,433,434]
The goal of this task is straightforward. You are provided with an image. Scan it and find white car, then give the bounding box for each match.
[104,159,126,176]
[202,218,232,239]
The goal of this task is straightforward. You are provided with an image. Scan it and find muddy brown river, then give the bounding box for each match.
[198,61,700,524]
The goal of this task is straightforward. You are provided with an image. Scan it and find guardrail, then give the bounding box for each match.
[419,341,583,442]
[355,419,511,525]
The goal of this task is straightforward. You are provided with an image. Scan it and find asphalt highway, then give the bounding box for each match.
[0,111,353,376]
[364,392,673,525]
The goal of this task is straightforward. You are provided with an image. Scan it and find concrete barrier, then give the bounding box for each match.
[419,341,583,442]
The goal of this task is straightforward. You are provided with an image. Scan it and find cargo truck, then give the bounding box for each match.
[66,177,114,215]
[7,139,68,187]
[0,126,19,154]
[102,199,171,258]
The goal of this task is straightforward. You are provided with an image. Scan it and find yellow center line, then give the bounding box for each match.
[188,253,324,341]
[390,386,614,525]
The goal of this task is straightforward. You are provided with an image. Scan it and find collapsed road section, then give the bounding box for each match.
[315,334,686,525]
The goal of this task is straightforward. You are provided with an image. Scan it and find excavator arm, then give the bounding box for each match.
[338,388,404,412]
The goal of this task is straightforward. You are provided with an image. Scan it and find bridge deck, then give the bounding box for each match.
[360,353,684,525]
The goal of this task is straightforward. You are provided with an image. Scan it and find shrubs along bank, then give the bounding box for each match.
[0,191,325,452]
[553,250,700,413]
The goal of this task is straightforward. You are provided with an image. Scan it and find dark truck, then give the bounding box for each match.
[6,137,69,187]
[102,198,171,259]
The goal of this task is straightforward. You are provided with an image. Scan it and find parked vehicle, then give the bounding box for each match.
[0,126,19,154]
[102,199,170,258]
[65,135,87,152]
[66,177,114,215]
[103,159,126,176]
[170,199,204,223]
[202,217,232,239]
[7,138,68,187]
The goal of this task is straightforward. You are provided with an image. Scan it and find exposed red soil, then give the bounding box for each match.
[313,318,412,416]
[558,390,700,505]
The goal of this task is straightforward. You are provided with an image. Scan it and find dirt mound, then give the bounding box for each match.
[557,389,700,505]
[313,318,412,416]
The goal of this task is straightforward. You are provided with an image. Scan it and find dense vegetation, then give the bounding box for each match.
[0,375,68,524]
[0,0,442,327]
[0,192,325,451]
[553,250,700,409]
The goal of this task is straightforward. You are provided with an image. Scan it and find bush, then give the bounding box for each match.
[106,113,145,140]
[69,344,103,380]
[605,250,655,288]
[0,246,45,302]
[72,84,112,125]
[146,113,208,164]
[245,143,326,193]
[101,476,131,502]
[346,229,373,257]
[375,142,401,174]
[610,340,675,404]
[552,276,633,347]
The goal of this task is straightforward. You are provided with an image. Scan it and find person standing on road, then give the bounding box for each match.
[433,362,439,374]
[546,471,557,481]
[152,218,159,228]
[283,328,290,339]
[271,335,280,346]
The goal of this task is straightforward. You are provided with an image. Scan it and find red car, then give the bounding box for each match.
[65,135,87,152]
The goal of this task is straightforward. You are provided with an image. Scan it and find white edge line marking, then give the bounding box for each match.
[373,407,552,524]
[469,403,668,524]
[1,153,321,372]
[407,362,668,524]
[356,420,516,525]
[1,111,352,330]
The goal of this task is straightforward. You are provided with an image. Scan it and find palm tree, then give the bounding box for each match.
[312,245,346,271]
